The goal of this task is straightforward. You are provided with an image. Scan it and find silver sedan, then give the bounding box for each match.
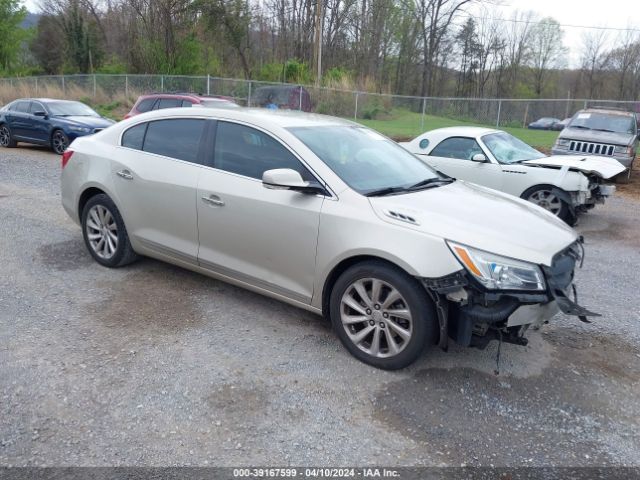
[61,108,597,369]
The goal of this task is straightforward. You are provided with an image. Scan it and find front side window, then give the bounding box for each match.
[289,125,441,194]
[142,119,206,163]
[482,132,545,164]
[214,122,313,181]
[29,102,46,114]
[430,137,484,161]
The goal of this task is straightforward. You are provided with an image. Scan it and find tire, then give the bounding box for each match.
[522,185,576,225]
[0,124,17,148]
[51,129,69,155]
[329,260,437,370]
[81,194,139,268]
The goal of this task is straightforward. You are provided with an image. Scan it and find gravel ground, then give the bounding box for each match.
[0,146,639,467]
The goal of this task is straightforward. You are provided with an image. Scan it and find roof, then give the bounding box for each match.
[579,107,636,117]
[424,126,500,137]
[121,106,357,129]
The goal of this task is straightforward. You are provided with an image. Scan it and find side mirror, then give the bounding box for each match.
[33,110,47,118]
[262,168,326,195]
[471,153,488,163]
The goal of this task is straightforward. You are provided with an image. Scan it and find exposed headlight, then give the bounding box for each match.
[69,126,92,133]
[447,241,546,291]
[554,138,569,148]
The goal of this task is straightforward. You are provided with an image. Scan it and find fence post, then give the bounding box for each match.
[298,85,303,111]
[161,75,164,92]
[125,75,129,98]
[496,99,502,128]
[207,75,210,96]
[584,100,588,109]
[247,81,252,107]
[354,91,359,119]
[61,75,65,95]
[35,77,38,96]
[421,97,426,130]
[93,74,97,98]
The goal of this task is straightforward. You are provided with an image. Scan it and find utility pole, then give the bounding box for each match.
[314,0,323,86]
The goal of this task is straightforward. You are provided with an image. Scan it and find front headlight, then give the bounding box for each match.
[447,241,546,291]
[69,126,91,133]
[613,145,632,156]
[554,138,569,148]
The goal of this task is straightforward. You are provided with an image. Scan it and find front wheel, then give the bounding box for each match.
[81,194,139,268]
[523,186,575,225]
[329,261,437,370]
[51,130,69,155]
[0,124,17,148]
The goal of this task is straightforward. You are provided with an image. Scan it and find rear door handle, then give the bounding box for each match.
[116,169,133,180]
[201,194,225,207]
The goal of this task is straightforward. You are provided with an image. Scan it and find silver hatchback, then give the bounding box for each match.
[61,108,598,369]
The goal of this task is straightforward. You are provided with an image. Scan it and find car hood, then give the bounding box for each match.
[56,116,115,128]
[559,128,634,146]
[522,155,626,179]
[368,181,577,267]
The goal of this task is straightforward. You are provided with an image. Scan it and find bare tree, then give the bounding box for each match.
[528,17,566,97]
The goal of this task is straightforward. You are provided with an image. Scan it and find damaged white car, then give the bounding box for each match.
[401,127,625,224]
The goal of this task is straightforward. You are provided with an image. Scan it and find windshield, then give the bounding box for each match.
[482,132,546,164]
[569,112,636,134]
[288,126,443,195]
[47,101,99,117]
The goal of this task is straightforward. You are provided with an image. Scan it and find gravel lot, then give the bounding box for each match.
[1,146,639,467]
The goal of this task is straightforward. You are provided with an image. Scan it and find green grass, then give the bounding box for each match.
[357,110,559,149]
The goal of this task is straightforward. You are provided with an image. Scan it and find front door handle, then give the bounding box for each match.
[116,169,133,180]
[201,194,225,207]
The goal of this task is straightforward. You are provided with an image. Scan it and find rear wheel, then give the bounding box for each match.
[0,124,17,148]
[51,129,69,155]
[523,186,575,225]
[81,194,139,268]
[329,261,437,370]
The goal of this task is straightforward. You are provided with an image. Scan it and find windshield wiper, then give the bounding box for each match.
[570,125,591,130]
[407,177,455,190]
[591,128,616,133]
[364,186,410,197]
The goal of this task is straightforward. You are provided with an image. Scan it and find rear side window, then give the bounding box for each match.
[136,98,156,113]
[181,100,193,107]
[143,119,206,163]
[157,98,182,109]
[14,101,31,113]
[122,123,147,150]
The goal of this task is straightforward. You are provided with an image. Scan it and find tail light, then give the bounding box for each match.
[61,150,74,169]
[124,113,132,119]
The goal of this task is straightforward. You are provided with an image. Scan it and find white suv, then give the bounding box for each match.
[60,108,598,369]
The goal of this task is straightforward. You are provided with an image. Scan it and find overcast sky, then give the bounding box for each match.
[23,0,638,68]
[474,0,639,67]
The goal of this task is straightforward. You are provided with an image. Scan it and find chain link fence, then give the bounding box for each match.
[1,74,639,138]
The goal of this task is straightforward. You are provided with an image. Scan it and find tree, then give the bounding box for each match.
[0,0,28,72]
[579,30,609,99]
[528,17,566,97]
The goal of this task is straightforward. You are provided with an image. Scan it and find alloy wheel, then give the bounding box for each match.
[85,205,119,260]
[52,131,68,154]
[528,189,562,215]
[340,278,413,358]
[0,126,10,147]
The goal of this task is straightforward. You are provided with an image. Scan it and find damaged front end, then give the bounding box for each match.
[423,240,599,350]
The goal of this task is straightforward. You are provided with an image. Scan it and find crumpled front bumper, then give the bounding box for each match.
[423,241,599,349]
